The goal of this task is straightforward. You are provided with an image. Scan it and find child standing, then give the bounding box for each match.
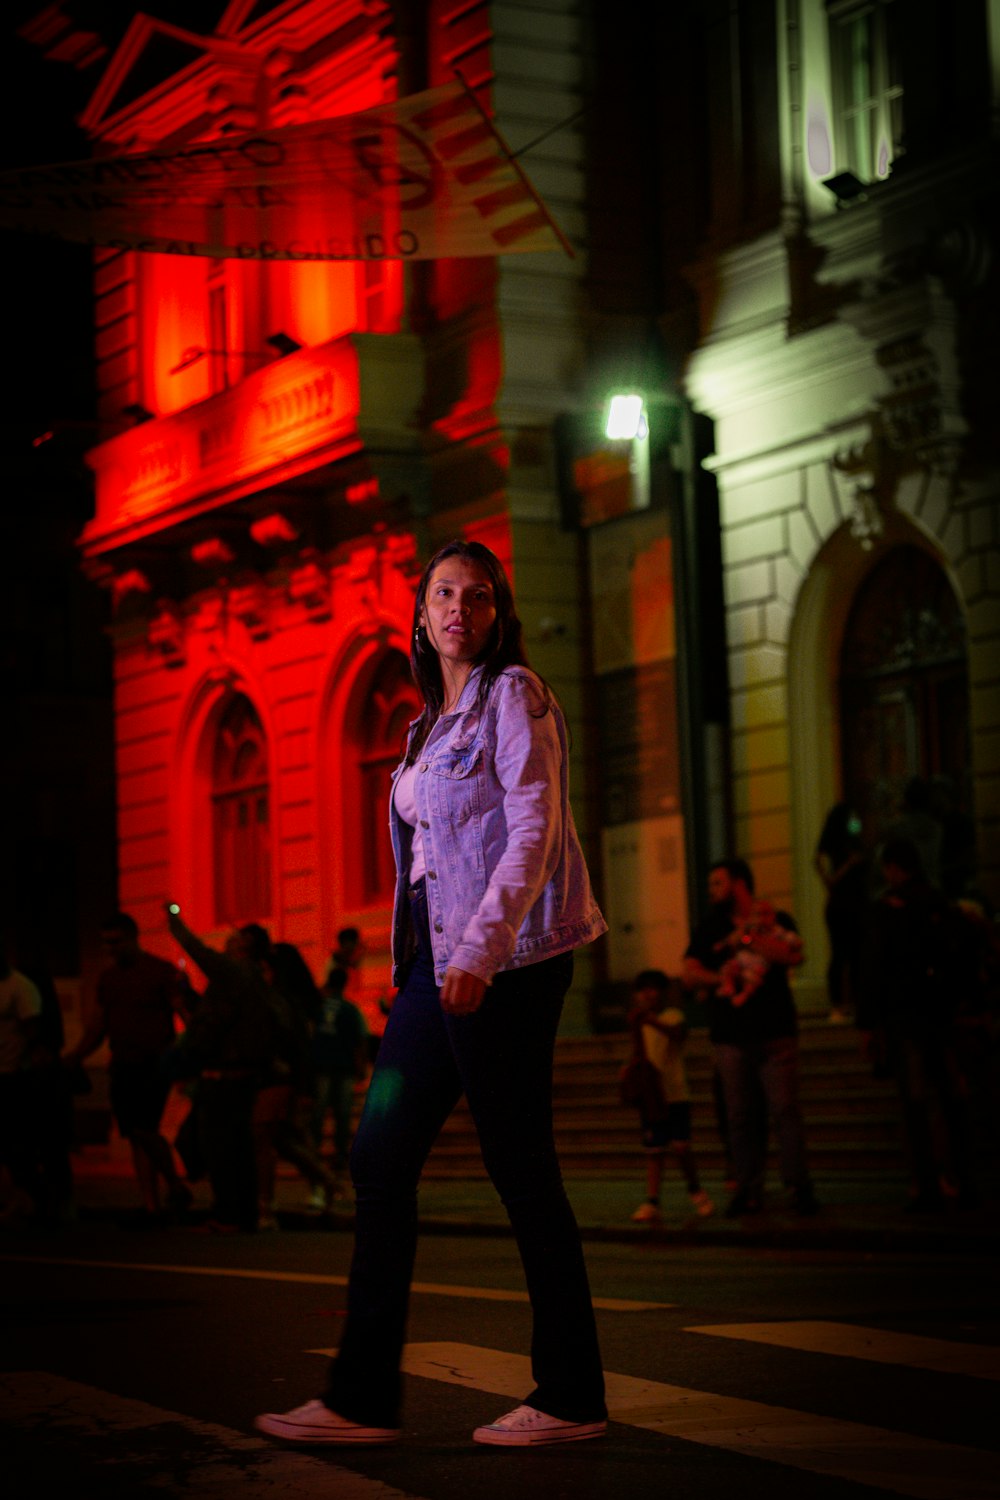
[626,969,714,1223]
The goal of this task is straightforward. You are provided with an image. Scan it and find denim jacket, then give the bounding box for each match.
[389,666,607,987]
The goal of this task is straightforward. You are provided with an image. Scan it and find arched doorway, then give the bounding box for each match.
[839,545,970,846]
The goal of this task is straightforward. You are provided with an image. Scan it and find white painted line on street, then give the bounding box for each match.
[0,1254,669,1311]
[0,1371,422,1499]
[396,1342,1000,1500]
[685,1321,1000,1381]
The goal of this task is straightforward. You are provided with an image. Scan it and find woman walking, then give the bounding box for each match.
[256,539,608,1447]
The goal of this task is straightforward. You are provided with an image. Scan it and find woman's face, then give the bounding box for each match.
[420,556,498,668]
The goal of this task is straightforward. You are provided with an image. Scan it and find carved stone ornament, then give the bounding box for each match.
[191,537,236,567]
[147,602,185,665]
[193,594,226,634]
[111,567,151,607]
[382,531,419,574]
[288,555,330,618]
[831,422,901,550]
[229,580,271,640]
[875,330,966,480]
[846,483,886,549]
[831,335,966,548]
[250,512,298,547]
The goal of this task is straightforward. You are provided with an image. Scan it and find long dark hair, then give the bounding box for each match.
[406,539,547,761]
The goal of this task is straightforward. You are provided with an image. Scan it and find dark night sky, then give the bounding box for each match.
[0,6,230,751]
[0,6,231,963]
[1,4,229,445]
[3,12,95,441]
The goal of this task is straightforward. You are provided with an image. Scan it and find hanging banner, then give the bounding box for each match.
[0,81,569,261]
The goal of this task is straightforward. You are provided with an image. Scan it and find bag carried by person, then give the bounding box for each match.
[618,1025,669,1121]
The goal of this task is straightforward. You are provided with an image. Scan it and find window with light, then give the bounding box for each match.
[829,0,903,181]
[212,694,271,925]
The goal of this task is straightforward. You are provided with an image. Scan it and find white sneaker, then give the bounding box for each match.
[689,1189,715,1218]
[631,1201,662,1223]
[473,1404,607,1446]
[255,1399,400,1445]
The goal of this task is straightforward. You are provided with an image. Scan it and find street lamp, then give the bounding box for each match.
[605,394,647,441]
[604,392,650,509]
[605,387,719,919]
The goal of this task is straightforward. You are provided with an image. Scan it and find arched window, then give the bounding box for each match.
[356,653,420,904]
[212,695,271,925]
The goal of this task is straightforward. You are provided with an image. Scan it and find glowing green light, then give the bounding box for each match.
[365,1066,404,1117]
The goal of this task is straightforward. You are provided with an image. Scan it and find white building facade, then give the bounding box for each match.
[682,0,1000,999]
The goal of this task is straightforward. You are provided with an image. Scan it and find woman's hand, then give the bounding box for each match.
[440,966,487,1015]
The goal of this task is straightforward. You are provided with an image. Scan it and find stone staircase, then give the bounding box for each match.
[72,1017,908,1183]
[418,1017,905,1180]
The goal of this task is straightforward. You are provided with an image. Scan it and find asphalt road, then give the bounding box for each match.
[2,1222,999,1499]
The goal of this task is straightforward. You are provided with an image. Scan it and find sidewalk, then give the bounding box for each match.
[46,1142,1000,1255]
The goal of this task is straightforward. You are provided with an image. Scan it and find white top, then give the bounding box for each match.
[393,761,426,884]
[641,1008,690,1104]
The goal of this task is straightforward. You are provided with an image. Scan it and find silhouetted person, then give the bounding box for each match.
[19,942,76,1224]
[683,859,817,1217]
[858,837,976,1211]
[238,927,341,1227]
[883,777,942,890]
[65,913,190,1225]
[331,926,365,976]
[623,969,713,1224]
[311,964,368,1176]
[165,906,282,1233]
[814,802,869,1022]
[928,775,977,899]
[0,946,47,1226]
[332,925,379,1063]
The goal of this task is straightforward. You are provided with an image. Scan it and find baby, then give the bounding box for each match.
[716,901,797,1006]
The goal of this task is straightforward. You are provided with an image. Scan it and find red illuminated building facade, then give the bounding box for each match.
[67,0,613,1031]
[12,0,999,1027]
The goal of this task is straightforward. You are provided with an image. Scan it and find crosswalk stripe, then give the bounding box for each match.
[396,1342,1000,1500]
[0,1253,668,1312]
[685,1321,1000,1381]
[0,1371,423,1499]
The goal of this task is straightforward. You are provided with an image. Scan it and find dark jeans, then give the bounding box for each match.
[109,1060,169,1137]
[325,881,605,1427]
[825,902,863,1015]
[892,1032,971,1196]
[0,1071,41,1204]
[311,1071,357,1170]
[197,1074,257,1229]
[714,1037,811,1196]
[711,1062,767,1181]
[31,1063,75,1214]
